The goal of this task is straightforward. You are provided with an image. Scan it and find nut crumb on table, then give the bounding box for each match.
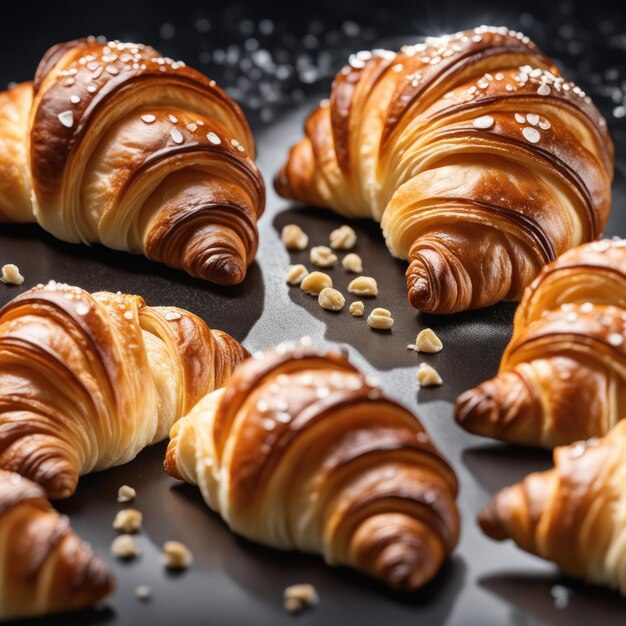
[318,287,345,311]
[284,583,319,614]
[1,264,24,285]
[342,252,363,273]
[285,264,309,285]
[300,271,332,295]
[111,534,140,560]
[348,276,378,296]
[135,585,152,601]
[417,363,443,387]
[281,224,308,250]
[117,485,136,502]
[163,541,193,569]
[350,301,364,316]
[113,508,143,533]
[367,307,393,330]
[310,245,337,268]
[329,225,357,250]
[415,328,443,353]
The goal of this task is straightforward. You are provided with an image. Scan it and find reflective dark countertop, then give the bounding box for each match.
[1,1,625,625]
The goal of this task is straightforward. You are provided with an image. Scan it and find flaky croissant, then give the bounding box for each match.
[480,420,626,595]
[165,343,459,591]
[0,281,248,499]
[276,26,613,314]
[456,238,626,448]
[0,38,265,285]
[0,470,114,619]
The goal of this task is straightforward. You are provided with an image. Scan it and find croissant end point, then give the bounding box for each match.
[201,255,247,286]
[477,499,509,541]
[44,472,77,500]
[406,260,440,313]
[273,166,289,197]
[454,387,494,432]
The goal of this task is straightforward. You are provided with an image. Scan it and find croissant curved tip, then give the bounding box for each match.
[477,499,509,541]
[43,472,78,500]
[454,386,493,433]
[273,166,289,197]
[196,254,247,286]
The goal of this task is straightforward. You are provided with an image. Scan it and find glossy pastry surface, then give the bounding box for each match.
[165,342,460,591]
[0,281,249,498]
[276,26,613,313]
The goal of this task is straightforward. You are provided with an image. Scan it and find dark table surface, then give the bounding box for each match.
[1,1,625,625]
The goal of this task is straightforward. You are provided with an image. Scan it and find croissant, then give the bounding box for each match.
[0,281,248,499]
[479,420,626,594]
[456,238,626,448]
[0,37,265,285]
[275,26,613,314]
[165,342,460,591]
[0,470,114,619]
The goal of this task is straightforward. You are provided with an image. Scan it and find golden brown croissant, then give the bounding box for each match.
[275,26,613,314]
[0,281,248,499]
[0,470,114,619]
[456,238,626,448]
[165,342,460,591]
[479,420,626,595]
[0,38,265,285]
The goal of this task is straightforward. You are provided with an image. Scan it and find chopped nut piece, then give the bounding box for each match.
[417,363,443,387]
[281,224,309,250]
[342,253,363,273]
[310,245,337,268]
[318,287,345,311]
[348,276,378,296]
[284,584,319,614]
[111,534,140,559]
[1,264,24,285]
[113,508,143,533]
[135,585,152,601]
[349,301,364,317]
[163,541,193,569]
[300,271,332,295]
[117,485,136,503]
[329,225,357,250]
[367,308,394,330]
[406,344,418,351]
[415,328,443,353]
[285,264,309,286]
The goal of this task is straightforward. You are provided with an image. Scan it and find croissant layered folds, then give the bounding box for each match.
[456,239,626,448]
[480,420,626,594]
[0,281,248,499]
[0,470,114,619]
[276,26,613,314]
[165,343,459,591]
[0,38,265,285]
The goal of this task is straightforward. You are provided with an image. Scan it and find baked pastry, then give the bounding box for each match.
[456,239,626,448]
[165,342,460,591]
[275,26,613,314]
[0,281,248,499]
[0,38,265,285]
[0,470,114,619]
[480,420,626,595]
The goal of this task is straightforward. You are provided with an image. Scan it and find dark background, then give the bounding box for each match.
[1,1,625,625]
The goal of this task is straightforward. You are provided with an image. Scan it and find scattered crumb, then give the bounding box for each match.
[300,271,332,295]
[111,534,140,560]
[285,264,309,286]
[284,584,319,614]
[113,508,143,533]
[350,301,364,317]
[415,328,443,353]
[551,584,573,609]
[318,287,345,311]
[135,585,152,601]
[329,225,357,250]
[342,252,363,273]
[310,245,337,268]
[281,224,308,250]
[367,307,393,330]
[407,344,418,351]
[347,276,378,297]
[163,541,193,569]
[417,363,443,387]
[1,264,24,285]
[117,485,136,503]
